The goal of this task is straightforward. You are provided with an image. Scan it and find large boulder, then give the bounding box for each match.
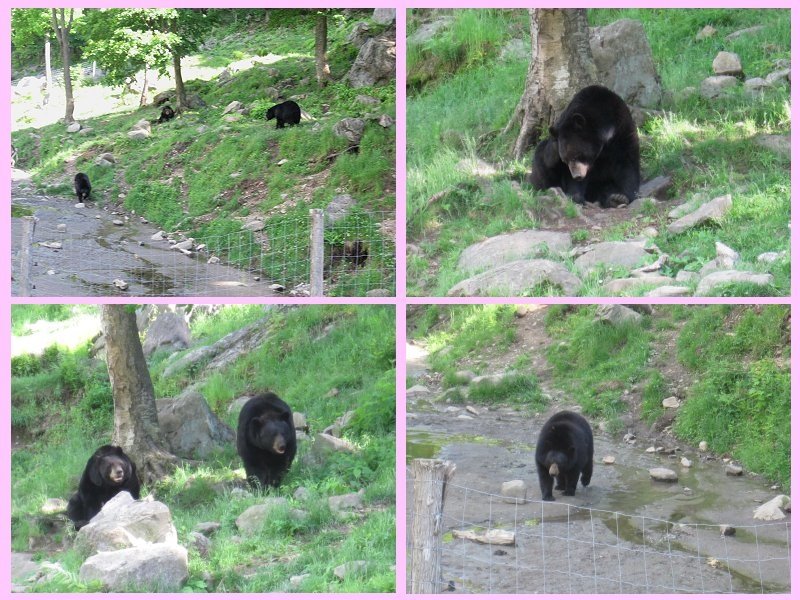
[457,231,571,273]
[142,311,190,357]
[75,492,177,556]
[79,543,188,592]
[156,389,235,459]
[447,259,581,296]
[372,9,395,25]
[347,27,396,88]
[590,19,662,107]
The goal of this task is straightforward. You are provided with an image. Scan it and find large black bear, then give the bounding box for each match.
[237,393,297,488]
[157,105,175,123]
[535,411,593,501]
[530,85,640,208]
[66,445,141,530]
[74,172,91,201]
[265,100,301,129]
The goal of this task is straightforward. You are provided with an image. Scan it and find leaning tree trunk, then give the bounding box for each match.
[506,9,597,161]
[314,13,331,88]
[50,9,75,124]
[138,64,150,107]
[172,50,187,110]
[101,305,180,485]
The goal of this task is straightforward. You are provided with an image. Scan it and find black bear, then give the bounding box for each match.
[66,445,141,530]
[344,240,369,267]
[74,172,91,201]
[530,85,640,208]
[535,411,593,501]
[237,392,297,488]
[265,100,301,129]
[157,105,175,123]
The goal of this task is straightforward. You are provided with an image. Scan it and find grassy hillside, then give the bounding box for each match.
[407,9,789,296]
[11,304,396,592]
[12,10,396,295]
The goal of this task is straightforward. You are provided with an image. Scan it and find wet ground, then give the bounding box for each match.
[406,344,790,594]
[11,172,280,297]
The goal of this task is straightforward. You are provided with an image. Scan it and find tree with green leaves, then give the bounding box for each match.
[50,9,77,123]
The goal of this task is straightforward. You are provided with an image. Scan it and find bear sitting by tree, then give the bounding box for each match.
[535,411,594,501]
[66,445,141,530]
[236,393,297,488]
[530,85,640,208]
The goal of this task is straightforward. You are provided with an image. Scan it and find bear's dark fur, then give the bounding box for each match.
[157,105,175,123]
[66,445,140,530]
[344,240,369,267]
[530,85,640,208]
[236,393,297,488]
[535,411,593,501]
[266,100,301,129]
[74,172,91,201]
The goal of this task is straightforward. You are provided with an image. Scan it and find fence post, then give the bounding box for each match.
[19,215,37,296]
[410,458,456,594]
[309,208,324,296]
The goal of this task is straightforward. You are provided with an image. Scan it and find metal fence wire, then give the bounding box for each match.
[407,474,791,594]
[12,208,395,297]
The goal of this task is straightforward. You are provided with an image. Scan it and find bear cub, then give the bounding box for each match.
[530,85,640,208]
[157,105,175,123]
[266,100,301,129]
[66,445,141,530]
[237,392,297,488]
[74,172,91,201]
[535,410,594,501]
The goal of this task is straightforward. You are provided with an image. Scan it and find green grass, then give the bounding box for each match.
[406,9,790,296]
[12,10,395,296]
[11,304,395,592]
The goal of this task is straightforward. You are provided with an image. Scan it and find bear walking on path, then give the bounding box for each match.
[535,411,594,501]
[530,85,640,208]
[66,445,140,530]
[74,172,91,201]
[237,393,297,488]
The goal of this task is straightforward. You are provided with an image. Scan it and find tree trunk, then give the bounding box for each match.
[172,50,187,110]
[44,33,52,89]
[139,64,149,107]
[51,9,75,124]
[506,9,597,161]
[101,305,180,485]
[314,14,331,88]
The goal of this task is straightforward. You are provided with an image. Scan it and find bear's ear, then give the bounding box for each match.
[572,113,587,128]
[600,125,615,142]
[88,460,104,487]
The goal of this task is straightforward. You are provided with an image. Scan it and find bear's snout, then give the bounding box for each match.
[108,466,125,483]
[272,435,287,454]
[549,463,560,477]
[568,161,589,180]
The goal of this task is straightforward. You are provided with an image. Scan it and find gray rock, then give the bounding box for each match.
[408,17,453,45]
[290,573,311,588]
[372,8,395,25]
[662,396,680,409]
[457,230,571,273]
[720,524,736,536]
[753,495,790,521]
[667,194,732,234]
[79,543,188,591]
[646,285,691,297]
[333,118,366,145]
[151,231,165,241]
[406,384,429,397]
[67,122,81,133]
[700,75,738,99]
[378,115,395,128]
[712,51,743,76]
[695,25,717,40]
[757,250,788,264]
[744,77,771,96]
[41,498,68,514]
[574,240,652,274]
[242,219,265,232]
[171,239,194,252]
[235,499,289,533]
[292,412,308,431]
[156,389,235,459]
[189,532,211,558]
[328,491,364,512]
[500,480,527,503]
[294,487,311,501]
[142,310,190,357]
[725,25,765,41]
[355,94,380,106]
[595,304,642,325]
[347,22,372,48]
[128,128,151,140]
[346,28,396,88]
[628,196,659,213]
[222,100,244,115]
[649,467,678,482]
[602,275,675,295]
[193,522,220,536]
[696,270,773,296]
[754,134,790,156]
[676,270,700,283]
[325,194,358,227]
[313,433,357,455]
[590,19,662,107]
[725,464,744,476]
[334,560,368,580]
[765,68,790,85]
[447,259,581,296]
[75,492,177,555]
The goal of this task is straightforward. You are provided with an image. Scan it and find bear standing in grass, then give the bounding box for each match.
[266,100,301,129]
[530,85,640,208]
[237,393,297,488]
[66,445,141,530]
[535,411,593,501]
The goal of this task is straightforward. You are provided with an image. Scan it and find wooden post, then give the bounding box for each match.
[18,216,37,296]
[410,458,456,594]
[309,208,324,296]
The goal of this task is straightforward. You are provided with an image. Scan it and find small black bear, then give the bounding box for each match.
[66,445,141,530]
[157,105,175,123]
[344,240,369,267]
[74,172,91,201]
[265,100,301,129]
[535,411,594,501]
[237,392,297,488]
[530,85,640,208]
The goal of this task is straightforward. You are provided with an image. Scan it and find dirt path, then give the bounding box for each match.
[11,171,280,297]
[406,309,790,594]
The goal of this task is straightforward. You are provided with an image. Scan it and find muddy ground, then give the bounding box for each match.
[406,307,790,594]
[11,171,279,297]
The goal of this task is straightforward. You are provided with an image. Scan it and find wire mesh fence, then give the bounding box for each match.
[407,464,791,594]
[12,208,395,297]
